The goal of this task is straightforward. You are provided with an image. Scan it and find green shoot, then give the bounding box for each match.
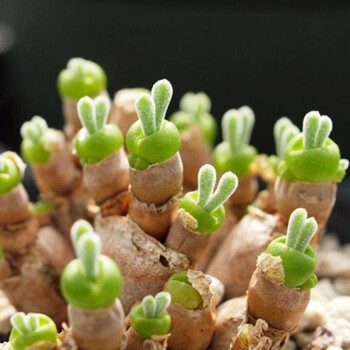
[77,96,111,135]
[340,159,349,171]
[76,233,101,280]
[70,219,94,252]
[303,111,333,149]
[179,92,211,117]
[142,292,171,318]
[196,164,238,213]
[286,208,317,253]
[11,313,39,335]
[67,57,89,77]
[20,116,48,142]
[274,117,300,159]
[222,107,255,153]
[135,79,173,135]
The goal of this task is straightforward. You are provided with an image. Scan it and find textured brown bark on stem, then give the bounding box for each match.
[274,177,337,246]
[95,215,189,314]
[129,153,183,205]
[83,150,130,208]
[165,210,211,268]
[128,193,180,241]
[0,184,30,225]
[207,207,279,299]
[68,300,126,350]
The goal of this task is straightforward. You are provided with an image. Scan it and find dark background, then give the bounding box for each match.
[0,0,349,241]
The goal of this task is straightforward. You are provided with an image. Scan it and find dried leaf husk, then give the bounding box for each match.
[83,150,130,207]
[0,184,30,225]
[225,175,258,219]
[207,207,279,298]
[178,125,212,190]
[129,153,183,205]
[62,91,110,140]
[110,89,140,139]
[0,245,67,327]
[68,300,126,350]
[211,296,247,350]
[126,328,169,350]
[31,148,78,196]
[95,215,189,313]
[128,194,180,241]
[165,210,211,268]
[245,253,310,347]
[274,177,337,246]
[166,270,216,350]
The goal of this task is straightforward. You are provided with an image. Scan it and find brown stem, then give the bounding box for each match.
[125,328,169,350]
[128,193,180,241]
[207,207,279,299]
[274,177,337,246]
[178,125,212,190]
[31,148,78,196]
[129,153,183,205]
[165,210,211,267]
[67,300,125,350]
[0,184,30,225]
[83,150,130,210]
[211,296,246,350]
[165,270,216,350]
[95,215,189,314]
[110,89,140,139]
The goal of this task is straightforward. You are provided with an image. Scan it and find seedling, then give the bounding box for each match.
[30,200,51,215]
[57,57,107,100]
[170,91,217,144]
[130,292,171,339]
[0,153,24,195]
[126,79,181,170]
[20,116,64,165]
[268,117,300,174]
[180,164,238,233]
[74,96,123,165]
[9,312,57,350]
[213,107,257,177]
[279,111,349,182]
[265,208,318,290]
[61,220,123,309]
[166,271,203,310]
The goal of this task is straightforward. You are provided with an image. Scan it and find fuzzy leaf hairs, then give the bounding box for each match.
[126,79,181,170]
[20,116,65,165]
[213,107,257,177]
[279,111,349,182]
[170,92,217,144]
[61,220,123,309]
[9,312,57,350]
[130,292,172,339]
[179,164,238,233]
[266,208,318,290]
[57,58,107,100]
[74,96,123,165]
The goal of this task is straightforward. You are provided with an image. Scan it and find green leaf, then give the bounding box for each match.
[303,111,320,149]
[239,106,255,146]
[279,124,300,160]
[197,164,216,208]
[135,94,156,136]
[77,97,96,135]
[142,295,156,318]
[152,79,173,130]
[70,219,94,253]
[222,109,241,152]
[154,292,171,316]
[286,208,307,250]
[314,115,332,148]
[11,313,29,335]
[77,233,101,279]
[294,217,317,253]
[94,96,110,130]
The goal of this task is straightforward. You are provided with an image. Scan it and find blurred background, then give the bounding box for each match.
[0,0,349,240]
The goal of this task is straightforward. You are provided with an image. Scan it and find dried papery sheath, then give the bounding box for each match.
[165,164,237,266]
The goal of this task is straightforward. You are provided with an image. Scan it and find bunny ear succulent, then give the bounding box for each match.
[266,208,318,290]
[180,164,238,233]
[9,312,57,350]
[213,107,257,177]
[20,116,64,164]
[126,79,181,170]
[130,292,171,339]
[278,111,348,182]
[74,96,123,165]
[57,57,107,100]
[61,220,123,309]
[0,152,25,195]
[170,91,217,145]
